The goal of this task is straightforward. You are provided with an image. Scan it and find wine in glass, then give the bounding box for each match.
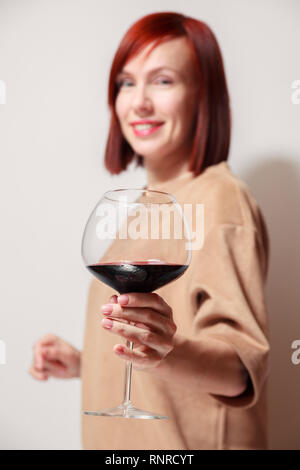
[81,189,192,419]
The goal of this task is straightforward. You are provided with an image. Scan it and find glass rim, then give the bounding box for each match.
[103,188,176,205]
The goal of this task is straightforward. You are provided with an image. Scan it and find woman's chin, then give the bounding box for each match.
[130,142,167,160]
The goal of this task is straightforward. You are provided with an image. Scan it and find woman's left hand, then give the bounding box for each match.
[100,293,177,371]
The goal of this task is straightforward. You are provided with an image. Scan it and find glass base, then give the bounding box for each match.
[83,400,168,420]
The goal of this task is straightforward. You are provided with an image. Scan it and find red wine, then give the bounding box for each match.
[87,260,188,294]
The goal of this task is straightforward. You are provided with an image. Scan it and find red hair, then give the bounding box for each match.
[104,11,231,176]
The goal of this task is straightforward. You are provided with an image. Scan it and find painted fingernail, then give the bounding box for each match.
[115,345,124,354]
[118,294,129,305]
[102,318,113,329]
[101,304,113,314]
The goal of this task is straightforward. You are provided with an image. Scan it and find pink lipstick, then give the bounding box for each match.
[130,120,164,137]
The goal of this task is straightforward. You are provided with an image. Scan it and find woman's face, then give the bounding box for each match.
[115,37,198,165]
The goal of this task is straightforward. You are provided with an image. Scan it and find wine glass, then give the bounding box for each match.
[81,189,192,419]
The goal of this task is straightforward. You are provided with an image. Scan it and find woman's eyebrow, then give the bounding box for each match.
[116,66,180,79]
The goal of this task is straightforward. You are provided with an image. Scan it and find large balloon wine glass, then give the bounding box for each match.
[81,189,192,419]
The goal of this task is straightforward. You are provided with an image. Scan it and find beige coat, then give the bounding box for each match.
[81,161,270,450]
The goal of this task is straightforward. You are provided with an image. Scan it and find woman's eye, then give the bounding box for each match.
[154,77,172,85]
[119,79,133,87]
[117,77,172,88]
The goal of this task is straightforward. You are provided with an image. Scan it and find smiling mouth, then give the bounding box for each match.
[131,122,164,136]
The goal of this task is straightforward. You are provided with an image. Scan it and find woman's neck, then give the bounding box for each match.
[145,159,192,190]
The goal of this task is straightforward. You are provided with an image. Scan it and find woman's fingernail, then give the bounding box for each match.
[118,294,129,305]
[102,318,113,329]
[115,345,124,354]
[101,304,113,314]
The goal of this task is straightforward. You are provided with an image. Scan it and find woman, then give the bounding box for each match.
[29,12,270,450]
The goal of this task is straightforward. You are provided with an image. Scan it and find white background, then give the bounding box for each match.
[0,0,299,449]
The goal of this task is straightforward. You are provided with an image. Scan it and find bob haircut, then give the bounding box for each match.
[104,11,231,176]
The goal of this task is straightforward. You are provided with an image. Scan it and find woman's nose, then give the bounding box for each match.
[131,84,153,114]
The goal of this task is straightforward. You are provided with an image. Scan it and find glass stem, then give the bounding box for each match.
[122,341,134,407]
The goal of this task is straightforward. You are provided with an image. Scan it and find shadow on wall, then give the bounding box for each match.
[242,157,300,450]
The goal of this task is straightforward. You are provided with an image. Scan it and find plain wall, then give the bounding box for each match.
[0,0,299,449]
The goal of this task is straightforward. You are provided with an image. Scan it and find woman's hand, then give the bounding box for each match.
[29,333,81,380]
[100,293,177,371]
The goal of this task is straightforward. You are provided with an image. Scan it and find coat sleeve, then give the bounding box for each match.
[189,221,270,409]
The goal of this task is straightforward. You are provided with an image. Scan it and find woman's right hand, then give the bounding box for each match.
[29,333,81,381]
